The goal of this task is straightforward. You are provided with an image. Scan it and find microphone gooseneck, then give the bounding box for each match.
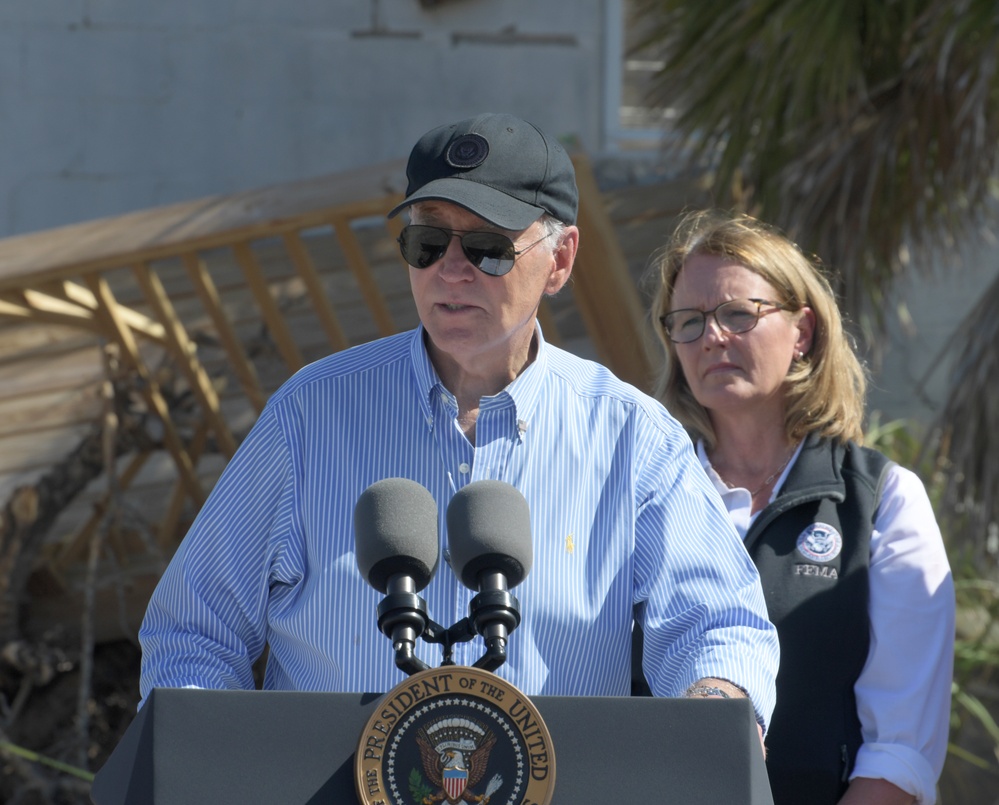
[354,478,440,676]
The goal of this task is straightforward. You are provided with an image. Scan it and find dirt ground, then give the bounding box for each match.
[1,641,140,805]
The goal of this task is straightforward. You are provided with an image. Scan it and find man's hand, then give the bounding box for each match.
[685,677,766,757]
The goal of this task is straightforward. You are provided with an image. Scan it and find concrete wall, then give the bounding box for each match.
[867,234,999,427]
[4,0,995,433]
[0,0,619,237]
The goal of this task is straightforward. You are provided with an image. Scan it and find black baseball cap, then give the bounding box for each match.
[387,113,578,230]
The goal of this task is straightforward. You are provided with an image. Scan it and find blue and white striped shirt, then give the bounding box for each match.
[139,325,778,726]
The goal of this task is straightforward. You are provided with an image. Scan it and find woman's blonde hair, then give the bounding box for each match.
[649,209,867,450]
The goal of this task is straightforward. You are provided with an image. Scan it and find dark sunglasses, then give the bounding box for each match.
[397,224,549,276]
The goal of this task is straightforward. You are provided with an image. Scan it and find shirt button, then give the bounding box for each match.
[458,462,470,474]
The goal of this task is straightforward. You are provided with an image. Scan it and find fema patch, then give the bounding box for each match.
[796,523,843,563]
[446,134,490,169]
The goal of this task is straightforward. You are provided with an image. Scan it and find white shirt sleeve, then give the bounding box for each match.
[696,441,954,803]
[850,463,954,804]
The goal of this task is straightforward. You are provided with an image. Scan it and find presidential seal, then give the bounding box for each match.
[356,666,555,805]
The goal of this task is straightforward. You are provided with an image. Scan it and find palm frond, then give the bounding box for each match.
[632,0,999,570]
[631,0,999,320]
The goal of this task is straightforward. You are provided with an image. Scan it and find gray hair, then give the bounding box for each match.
[539,214,567,251]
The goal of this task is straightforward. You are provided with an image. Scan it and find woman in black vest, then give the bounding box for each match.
[647,210,953,805]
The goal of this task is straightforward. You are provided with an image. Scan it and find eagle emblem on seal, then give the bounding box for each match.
[414,717,503,804]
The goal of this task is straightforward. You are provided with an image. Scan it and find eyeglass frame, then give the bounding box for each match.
[658,297,789,343]
[397,224,551,277]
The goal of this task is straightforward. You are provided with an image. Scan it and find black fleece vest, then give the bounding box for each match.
[747,435,892,805]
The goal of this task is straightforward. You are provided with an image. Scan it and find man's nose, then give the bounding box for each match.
[437,236,476,279]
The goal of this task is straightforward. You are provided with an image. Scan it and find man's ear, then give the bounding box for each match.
[545,225,579,295]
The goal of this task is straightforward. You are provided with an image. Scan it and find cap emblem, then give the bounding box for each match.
[446,134,489,169]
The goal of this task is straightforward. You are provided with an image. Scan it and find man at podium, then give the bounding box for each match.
[137,113,779,736]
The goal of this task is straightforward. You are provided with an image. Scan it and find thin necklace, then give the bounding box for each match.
[719,444,796,497]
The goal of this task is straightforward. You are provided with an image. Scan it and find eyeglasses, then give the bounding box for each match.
[397,224,549,277]
[659,298,787,343]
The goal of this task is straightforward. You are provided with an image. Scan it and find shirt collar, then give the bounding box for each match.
[409,325,437,405]
[696,439,754,538]
[406,323,550,438]
[696,438,805,540]
[501,324,548,437]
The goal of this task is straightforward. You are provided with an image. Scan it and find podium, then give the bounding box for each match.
[91,687,773,804]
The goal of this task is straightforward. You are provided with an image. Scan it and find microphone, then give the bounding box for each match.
[354,478,440,676]
[446,480,532,671]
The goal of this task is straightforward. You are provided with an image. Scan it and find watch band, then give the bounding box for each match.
[684,684,732,699]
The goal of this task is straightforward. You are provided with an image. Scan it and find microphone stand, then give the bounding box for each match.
[467,571,521,672]
[380,583,523,676]
[376,575,431,676]
[423,618,475,667]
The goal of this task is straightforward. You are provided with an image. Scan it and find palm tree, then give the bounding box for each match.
[630,0,999,567]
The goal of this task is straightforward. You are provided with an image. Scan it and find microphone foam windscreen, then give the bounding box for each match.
[354,478,439,593]
[446,480,533,590]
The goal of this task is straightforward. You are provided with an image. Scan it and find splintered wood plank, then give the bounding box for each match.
[282,231,350,351]
[0,291,99,332]
[132,261,237,459]
[0,424,95,474]
[332,216,396,337]
[84,274,205,507]
[0,318,95,357]
[0,387,101,439]
[181,253,267,414]
[0,159,408,290]
[570,153,655,392]
[59,280,168,344]
[0,344,103,400]
[232,241,304,373]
